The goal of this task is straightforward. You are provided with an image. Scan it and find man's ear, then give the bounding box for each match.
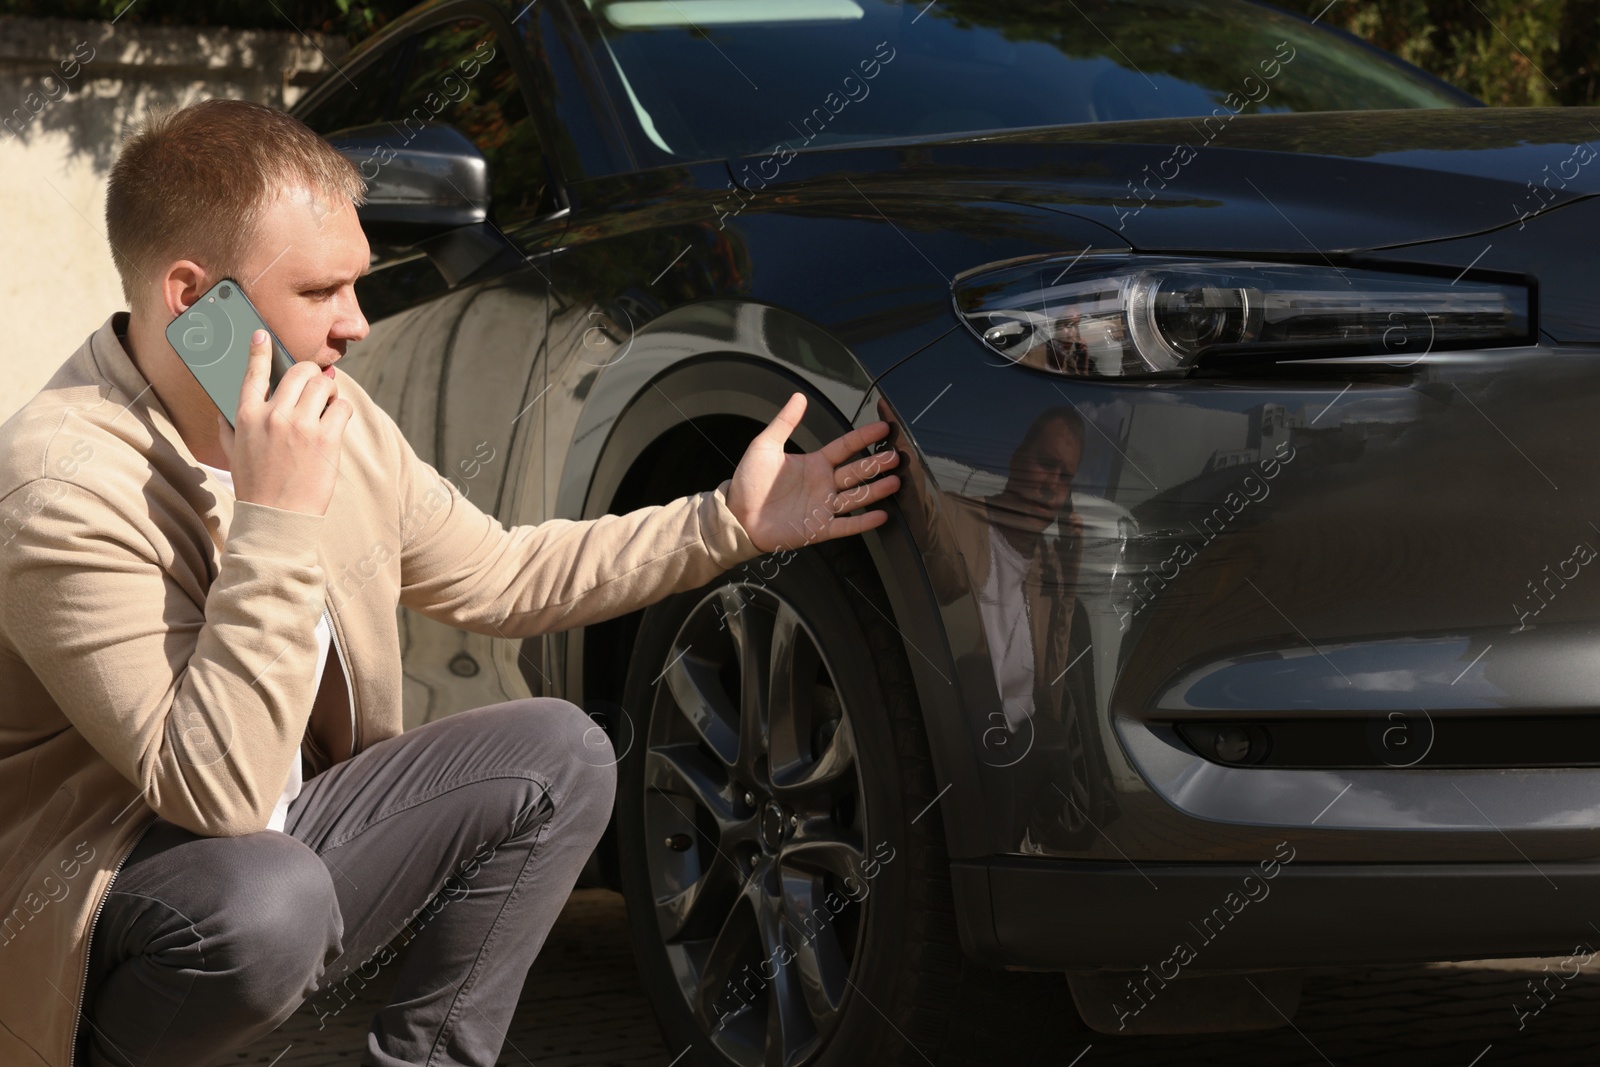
[158,260,210,319]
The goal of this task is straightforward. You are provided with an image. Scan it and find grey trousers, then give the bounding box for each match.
[79,698,617,1067]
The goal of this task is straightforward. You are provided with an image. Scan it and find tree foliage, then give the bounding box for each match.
[1275,0,1600,106]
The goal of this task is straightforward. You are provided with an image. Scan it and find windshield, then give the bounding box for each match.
[579,0,1468,162]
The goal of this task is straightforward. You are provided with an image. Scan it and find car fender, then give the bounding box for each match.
[552,303,991,864]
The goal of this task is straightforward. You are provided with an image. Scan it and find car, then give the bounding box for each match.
[289,0,1600,1062]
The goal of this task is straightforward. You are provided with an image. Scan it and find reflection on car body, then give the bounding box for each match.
[289,0,1600,1057]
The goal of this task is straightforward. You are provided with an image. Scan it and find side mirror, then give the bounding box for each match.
[327,122,488,245]
[327,122,515,286]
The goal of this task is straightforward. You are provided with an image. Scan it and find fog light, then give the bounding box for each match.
[1175,723,1272,766]
[1214,726,1253,763]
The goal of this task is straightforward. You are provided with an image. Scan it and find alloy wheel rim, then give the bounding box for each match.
[643,583,870,1067]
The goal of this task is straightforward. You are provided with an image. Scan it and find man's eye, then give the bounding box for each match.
[305,287,334,299]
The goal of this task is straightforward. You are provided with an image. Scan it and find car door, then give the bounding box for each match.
[297,9,566,727]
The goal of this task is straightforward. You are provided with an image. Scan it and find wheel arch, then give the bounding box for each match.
[552,348,995,911]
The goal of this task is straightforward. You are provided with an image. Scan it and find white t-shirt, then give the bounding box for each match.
[198,461,337,833]
[977,526,1036,733]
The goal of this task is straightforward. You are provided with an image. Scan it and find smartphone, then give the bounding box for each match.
[164,277,296,430]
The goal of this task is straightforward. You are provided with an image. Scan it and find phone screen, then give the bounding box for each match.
[163,278,297,429]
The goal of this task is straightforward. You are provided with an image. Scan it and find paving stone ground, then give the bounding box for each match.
[230,888,1600,1067]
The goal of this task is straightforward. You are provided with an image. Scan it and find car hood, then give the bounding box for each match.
[744,108,1600,254]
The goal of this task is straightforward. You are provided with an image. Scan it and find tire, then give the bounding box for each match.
[616,537,1088,1067]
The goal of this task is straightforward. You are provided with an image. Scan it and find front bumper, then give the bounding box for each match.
[953,855,1600,971]
[873,327,1600,871]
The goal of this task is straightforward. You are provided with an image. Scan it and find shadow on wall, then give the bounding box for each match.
[0,14,344,168]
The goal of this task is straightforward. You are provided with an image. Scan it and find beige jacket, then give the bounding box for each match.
[0,312,763,1065]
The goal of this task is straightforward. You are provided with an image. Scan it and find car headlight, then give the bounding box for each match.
[952,255,1532,378]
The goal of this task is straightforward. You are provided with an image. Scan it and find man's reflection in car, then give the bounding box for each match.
[885,401,1118,854]
[1039,307,1126,377]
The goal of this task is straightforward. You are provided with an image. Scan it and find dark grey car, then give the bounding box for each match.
[291,0,1600,1062]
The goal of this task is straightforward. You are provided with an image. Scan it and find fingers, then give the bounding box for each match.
[291,373,338,423]
[834,447,900,491]
[752,392,807,450]
[323,395,354,436]
[829,472,900,513]
[776,473,900,550]
[235,332,335,417]
[238,329,273,412]
[817,508,890,541]
[225,327,349,515]
[873,398,900,444]
[754,392,893,468]
[263,359,333,419]
[819,418,890,467]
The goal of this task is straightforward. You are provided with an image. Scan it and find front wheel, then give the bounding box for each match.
[616,540,1084,1067]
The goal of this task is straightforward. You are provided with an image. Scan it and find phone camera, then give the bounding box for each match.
[218,284,233,300]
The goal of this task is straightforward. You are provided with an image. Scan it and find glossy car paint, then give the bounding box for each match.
[293,0,1600,972]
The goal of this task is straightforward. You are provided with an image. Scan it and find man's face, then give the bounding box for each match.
[1001,418,1082,532]
[227,186,371,377]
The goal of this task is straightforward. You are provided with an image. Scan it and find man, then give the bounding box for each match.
[885,400,1115,851]
[0,98,901,1067]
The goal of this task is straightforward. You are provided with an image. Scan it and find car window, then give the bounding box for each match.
[390,18,548,228]
[299,46,407,139]
[298,43,436,295]
[577,0,1468,162]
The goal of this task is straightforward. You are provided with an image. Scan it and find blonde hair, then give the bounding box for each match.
[105,97,367,309]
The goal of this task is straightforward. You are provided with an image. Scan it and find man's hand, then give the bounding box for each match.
[726,393,901,552]
[218,329,352,516]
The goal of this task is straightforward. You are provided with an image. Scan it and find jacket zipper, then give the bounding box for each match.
[69,812,155,1067]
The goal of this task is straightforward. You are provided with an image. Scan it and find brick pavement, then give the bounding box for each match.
[229,889,1600,1067]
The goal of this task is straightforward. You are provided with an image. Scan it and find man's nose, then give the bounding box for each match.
[332,293,369,342]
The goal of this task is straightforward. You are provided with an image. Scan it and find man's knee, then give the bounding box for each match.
[206,834,341,1013]
[470,697,617,838]
[535,697,618,833]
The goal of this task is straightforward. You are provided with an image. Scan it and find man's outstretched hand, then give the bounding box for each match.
[725,393,902,553]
